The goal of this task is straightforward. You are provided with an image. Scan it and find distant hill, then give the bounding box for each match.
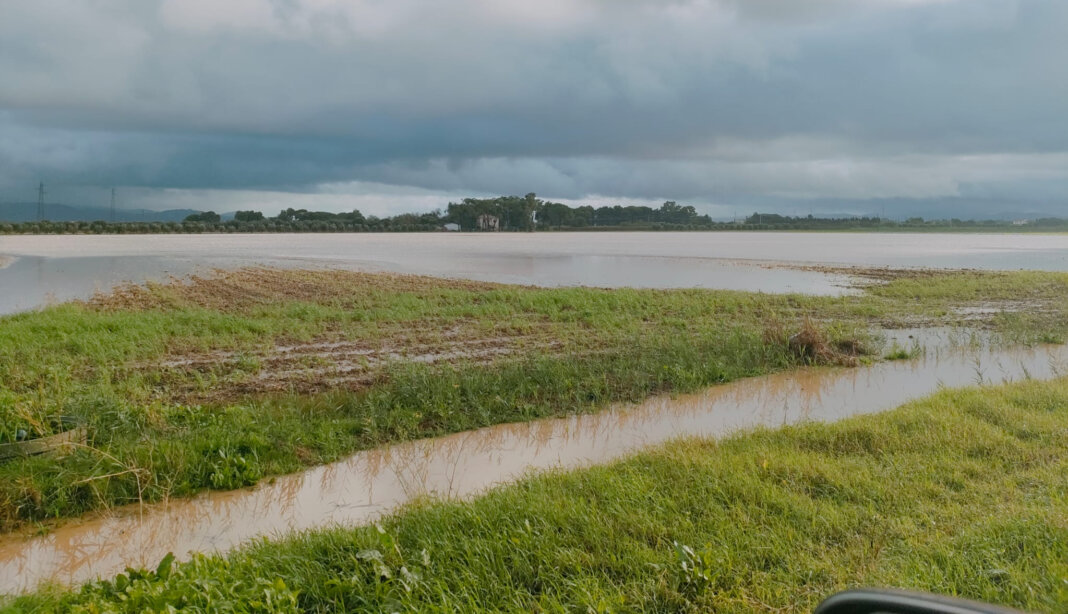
[0,202,201,223]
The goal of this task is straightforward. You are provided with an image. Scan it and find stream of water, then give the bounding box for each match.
[1,330,1064,595]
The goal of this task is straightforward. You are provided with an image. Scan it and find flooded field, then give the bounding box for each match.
[3,232,1068,314]
[2,329,1064,594]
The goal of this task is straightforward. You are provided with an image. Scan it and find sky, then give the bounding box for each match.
[0,0,1066,219]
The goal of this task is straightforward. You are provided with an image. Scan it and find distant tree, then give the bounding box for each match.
[234,210,265,222]
[184,211,221,223]
[342,209,366,224]
[274,208,299,222]
[537,201,576,227]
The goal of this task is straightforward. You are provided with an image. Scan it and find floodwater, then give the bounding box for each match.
[0,255,203,314]
[2,330,1065,595]
[3,231,1068,313]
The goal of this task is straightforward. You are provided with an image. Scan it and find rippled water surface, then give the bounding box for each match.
[2,330,1064,594]
[3,232,1068,313]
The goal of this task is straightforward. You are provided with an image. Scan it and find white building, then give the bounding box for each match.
[476,214,500,231]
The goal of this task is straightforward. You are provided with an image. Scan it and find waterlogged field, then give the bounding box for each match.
[1,268,1067,534]
[10,377,1068,612]
[6,231,1068,313]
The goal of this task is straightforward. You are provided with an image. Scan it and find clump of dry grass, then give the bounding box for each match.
[765,317,864,367]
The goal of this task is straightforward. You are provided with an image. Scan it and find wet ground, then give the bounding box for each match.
[5,231,1068,314]
[2,328,1064,594]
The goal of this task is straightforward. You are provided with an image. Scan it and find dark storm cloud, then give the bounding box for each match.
[0,0,1066,216]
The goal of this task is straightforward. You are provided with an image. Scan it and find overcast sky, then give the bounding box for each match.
[1,0,1065,218]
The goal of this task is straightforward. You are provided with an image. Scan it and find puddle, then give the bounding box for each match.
[1,330,1066,595]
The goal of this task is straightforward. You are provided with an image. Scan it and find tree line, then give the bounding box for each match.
[0,194,718,234]
[1,195,1065,234]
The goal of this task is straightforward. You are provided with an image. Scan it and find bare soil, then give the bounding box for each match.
[86,269,613,403]
[762,262,953,283]
[85,267,502,313]
[146,332,569,402]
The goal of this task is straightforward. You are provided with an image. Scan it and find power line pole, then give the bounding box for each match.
[37,182,45,221]
[110,187,117,222]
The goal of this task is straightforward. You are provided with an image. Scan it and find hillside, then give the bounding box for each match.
[0,202,200,223]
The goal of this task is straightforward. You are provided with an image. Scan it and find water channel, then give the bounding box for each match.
[2,329,1064,594]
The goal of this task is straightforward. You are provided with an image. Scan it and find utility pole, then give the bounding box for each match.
[110,187,117,222]
[37,182,45,221]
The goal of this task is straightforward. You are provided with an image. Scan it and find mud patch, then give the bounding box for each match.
[953,302,1046,320]
[85,267,504,314]
[143,332,568,402]
[762,262,953,284]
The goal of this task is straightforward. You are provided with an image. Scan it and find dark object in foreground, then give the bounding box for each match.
[0,417,86,461]
[815,589,1027,614]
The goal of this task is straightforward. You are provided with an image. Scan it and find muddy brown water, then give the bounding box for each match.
[6,231,1068,314]
[1,331,1066,595]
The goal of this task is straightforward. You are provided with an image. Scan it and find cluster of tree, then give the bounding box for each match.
[445,194,714,230]
[446,194,540,231]
[743,213,885,229]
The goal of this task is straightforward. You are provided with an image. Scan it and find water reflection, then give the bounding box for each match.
[0,255,204,314]
[1,330,1064,594]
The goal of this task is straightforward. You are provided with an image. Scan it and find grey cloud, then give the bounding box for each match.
[0,0,1066,217]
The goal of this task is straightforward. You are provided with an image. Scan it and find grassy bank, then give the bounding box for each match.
[1,268,1067,531]
[10,376,1068,612]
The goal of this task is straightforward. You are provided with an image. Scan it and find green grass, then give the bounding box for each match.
[883,339,923,361]
[9,376,1068,613]
[1,268,1067,531]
